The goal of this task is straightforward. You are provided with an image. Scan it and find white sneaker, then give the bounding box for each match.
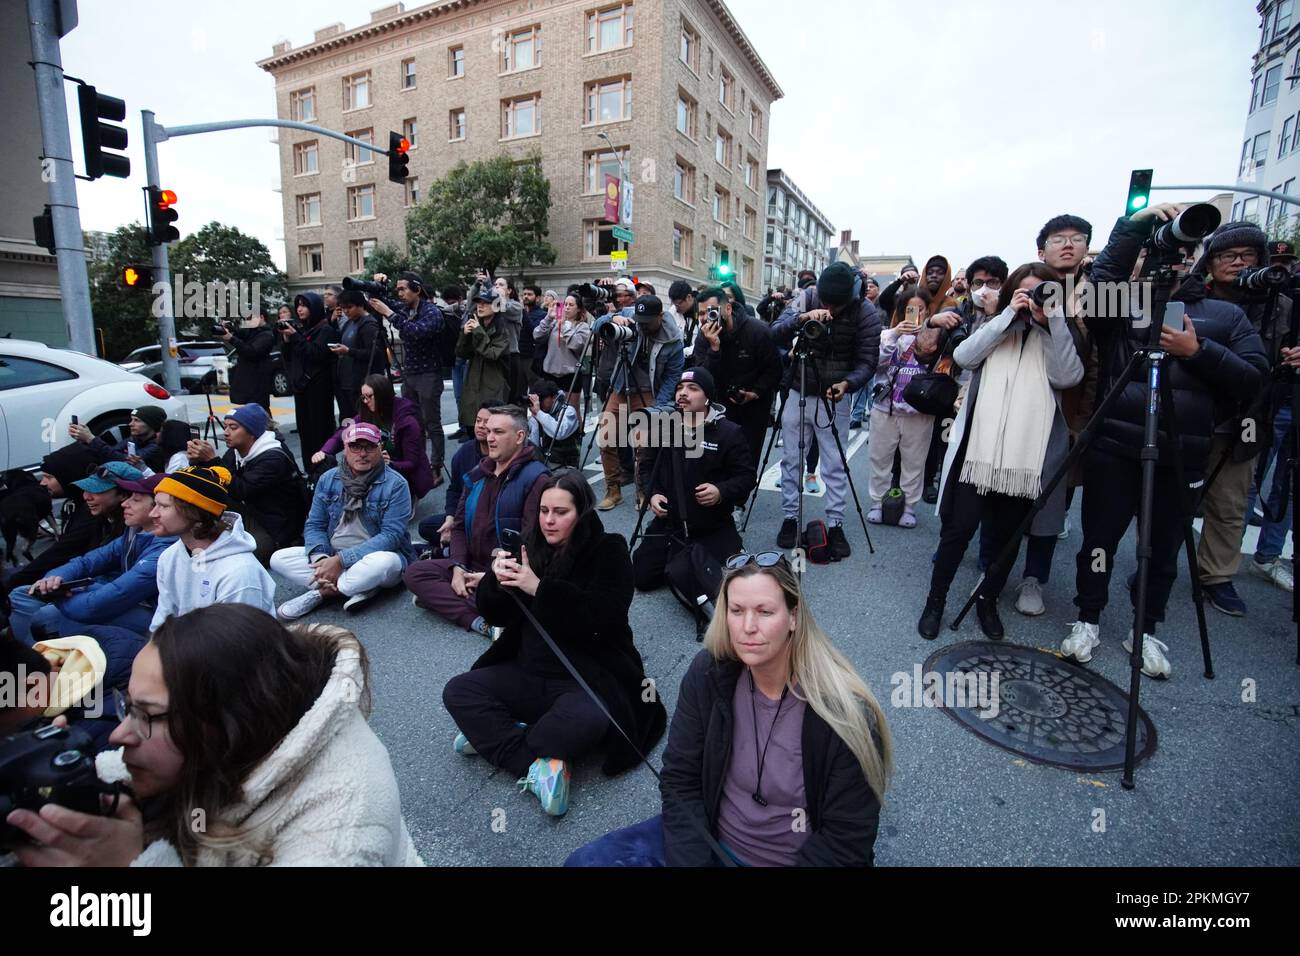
[343,588,378,612]
[1123,631,1172,680]
[1249,558,1294,593]
[277,587,325,621]
[1057,515,1071,540]
[1016,577,1045,616]
[1061,621,1100,663]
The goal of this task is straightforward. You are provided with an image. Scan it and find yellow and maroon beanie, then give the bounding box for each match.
[155,465,232,516]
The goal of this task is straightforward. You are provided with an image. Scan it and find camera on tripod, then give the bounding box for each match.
[0,723,121,850]
[1236,264,1292,292]
[578,282,613,306]
[342,276,389,298]
[795,316,831,353]
[599,320,636,345]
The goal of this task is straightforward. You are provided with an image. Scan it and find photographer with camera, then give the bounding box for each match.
[533,292,593,407]
[526,379,581,468]
[454,287,513,431]
[327,290,386,422]
[770,262,882,558]
[692,287,783,470]
[757,286,790,324]
[220,305,275,411]
[591,295,686,511]
[367,271,448,482]
[1060,205,1269,678]
[467,271,526,399]
[4,603,423,866]
[282,293,340,473]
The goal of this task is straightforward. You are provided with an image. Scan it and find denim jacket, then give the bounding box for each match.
[303,465,417,568]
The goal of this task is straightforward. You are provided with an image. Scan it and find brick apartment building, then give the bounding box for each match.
[258,0,782,298]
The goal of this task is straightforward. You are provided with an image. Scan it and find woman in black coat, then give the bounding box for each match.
[442,468,666,817]
[224,306,276,409]
[282,292,338,472]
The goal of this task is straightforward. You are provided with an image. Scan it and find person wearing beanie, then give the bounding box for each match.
[149,466,276,629]
[631,370,755,616]
[67,404,166,468]
[186,403,307,566]
[283,291,340,472]
[1054,201,1269,678]
[691,286,783,469]
[769,262,883,559]
[328,289,387,420]
[7,444,127,591]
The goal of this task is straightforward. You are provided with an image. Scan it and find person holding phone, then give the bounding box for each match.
[443,469,666,817]
[918,263,1085,642]
[865,289,937,528]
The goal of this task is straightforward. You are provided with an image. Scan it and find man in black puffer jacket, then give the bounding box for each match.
[1062,204,1268,680]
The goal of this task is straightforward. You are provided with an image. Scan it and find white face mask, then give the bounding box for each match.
[973,286,998,312]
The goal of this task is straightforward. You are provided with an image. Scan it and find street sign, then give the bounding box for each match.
[620,181,634,227]
[603,175,620,224]
[612,225,634,243]
[609,249,628,270]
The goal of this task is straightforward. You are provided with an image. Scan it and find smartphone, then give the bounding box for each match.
[1162,301,1187,332]
[36,577,95,601]
[127,440,136,457]
[70,415,78,425]
[905,305,920,325]
[500,528,523,562]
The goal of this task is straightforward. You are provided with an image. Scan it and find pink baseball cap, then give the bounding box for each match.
[343,422,383,445]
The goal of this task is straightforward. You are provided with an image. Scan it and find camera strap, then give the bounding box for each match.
[504,587,737,866]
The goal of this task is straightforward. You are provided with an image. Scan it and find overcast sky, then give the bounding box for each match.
[61,0,1256,274]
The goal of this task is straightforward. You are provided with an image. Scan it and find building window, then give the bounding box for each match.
[449,108,466,141]
[347,184,376,221]
[1252,131,1271,174]
[349,238,377,273]
[742,256,754,288]
[585,76,632,124]
[1262,64,1283,108]
[293,140,319,175]
[1282,116,1295,158]
[719,68,734,111]
[342,72,371,111]
[587,3,633,52]
[583,219,617,259]
[673,157,695,204]
[673,224,693,266]
[676,91,697,139]
[403,117,418,148]
[290,87,315,121]
[344,129,374,165]
[713,185,730,223]
[744,156,757,189]
[449,45,465,77]
[712,243,727,273]
[405,177,419,208]
[715,127,732,167]
[401,58,417,90]
[502,94,540,138]
[1276,0,1294,37]
[749,106,763,139]
[1268,191,1282,226]
[680,21,699,72]
[585,147,624,194]
[296,193,321,226]
[501,25,541,73]
[1242,196,1259,221]
[299,245,324,275]
[742,205,756,240]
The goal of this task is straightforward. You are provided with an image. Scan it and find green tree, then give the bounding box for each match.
[404,152,556,288]
[88,223,157,361]
[170,221,287,312]
[364,243,416,287]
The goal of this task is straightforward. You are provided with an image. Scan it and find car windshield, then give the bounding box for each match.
[179,343,229,358]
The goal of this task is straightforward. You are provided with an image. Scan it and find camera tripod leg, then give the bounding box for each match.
[628,441,668,553]
[815,385,874,554]
[739,386,789,534]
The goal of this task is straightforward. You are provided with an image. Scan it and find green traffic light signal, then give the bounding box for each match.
[1126,169,1153,215]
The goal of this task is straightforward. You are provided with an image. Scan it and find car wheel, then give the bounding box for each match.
[273,370,290,397]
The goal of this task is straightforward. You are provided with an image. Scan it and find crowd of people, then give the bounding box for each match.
[2,200,1295,866]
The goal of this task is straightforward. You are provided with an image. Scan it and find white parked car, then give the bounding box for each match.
[0,339,188,471]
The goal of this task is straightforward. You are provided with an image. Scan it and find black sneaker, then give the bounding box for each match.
[918,595,944,640]
[923,481,939,505]
[777,518,798,549]
[827,524,851,560]
[975,594,1005,639]
[849,419,862,430]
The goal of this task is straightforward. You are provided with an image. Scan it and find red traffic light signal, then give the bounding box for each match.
[147,186,179,245]
[388,130,411,185]
[158,189,177,208]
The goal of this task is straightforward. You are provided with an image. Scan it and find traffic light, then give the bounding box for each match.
[33,206,55,255]
[147,186,179,245]
[717,250,732,279]
[1126,169,1153,215]
[121,264,154,288]
[76,84,130,180]
[388,131,410,184]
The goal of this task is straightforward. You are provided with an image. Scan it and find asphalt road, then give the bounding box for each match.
[179,392,1300,867]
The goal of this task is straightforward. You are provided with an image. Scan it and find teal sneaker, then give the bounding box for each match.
[453,733,478,756]
[517,757,570,816]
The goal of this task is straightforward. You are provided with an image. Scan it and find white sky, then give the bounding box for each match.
[60,0,1257,274]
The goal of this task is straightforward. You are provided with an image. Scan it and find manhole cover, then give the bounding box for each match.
[922,642,1157,771]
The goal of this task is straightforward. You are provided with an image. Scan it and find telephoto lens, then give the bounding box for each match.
[1150,203,1221,254]
[599,321,636,344]
[579,282,612,305]
[1236,264,1291,292]
[342,276,389,297]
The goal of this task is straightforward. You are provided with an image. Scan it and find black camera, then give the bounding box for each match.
[1148,203,1221,255]
[0,723,121,850]
[211,321,233,336]
[1236,264,1291,293]
[1030,281,1060,308]
[726,385,746,401]
[599,320,636,345]
[578,282,612,306]
[277,318,301,333]
[799,316,829,344]
[342,276,389,298]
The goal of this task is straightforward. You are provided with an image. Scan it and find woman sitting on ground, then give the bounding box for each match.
[566,551,893,866]
[442,468,666,817]
[5,603,424,866]
[314,373,435,502]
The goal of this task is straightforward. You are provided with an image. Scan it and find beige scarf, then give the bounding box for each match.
[959,324,1053,498]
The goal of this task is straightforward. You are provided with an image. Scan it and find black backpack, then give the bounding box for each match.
[803,520,832,564]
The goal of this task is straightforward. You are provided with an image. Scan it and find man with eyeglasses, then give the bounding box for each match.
[271,422,416,619]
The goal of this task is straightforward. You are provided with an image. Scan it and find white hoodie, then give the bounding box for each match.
[235,429,284,465]
[150,512,277,630]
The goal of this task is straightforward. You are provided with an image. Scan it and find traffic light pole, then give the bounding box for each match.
[141,110,181,396]
[27,0,95,355]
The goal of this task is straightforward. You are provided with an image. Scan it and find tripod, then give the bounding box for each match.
[580,328,642,491]
[948,266,1212,789]
[540,316,597,471]
[739,342,875,566]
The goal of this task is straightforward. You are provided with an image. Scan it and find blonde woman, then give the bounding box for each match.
[566,551,893,867]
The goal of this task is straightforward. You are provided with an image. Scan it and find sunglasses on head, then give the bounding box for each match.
[725,551,788,571]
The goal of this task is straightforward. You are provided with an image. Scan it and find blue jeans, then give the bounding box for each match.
[6,587,152,645]
[452,358,468,407]
[1247,403,1293,563]
[563,814,750,867]
[850,386,870,424]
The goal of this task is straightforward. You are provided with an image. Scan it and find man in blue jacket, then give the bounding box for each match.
[272,422,416,618]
